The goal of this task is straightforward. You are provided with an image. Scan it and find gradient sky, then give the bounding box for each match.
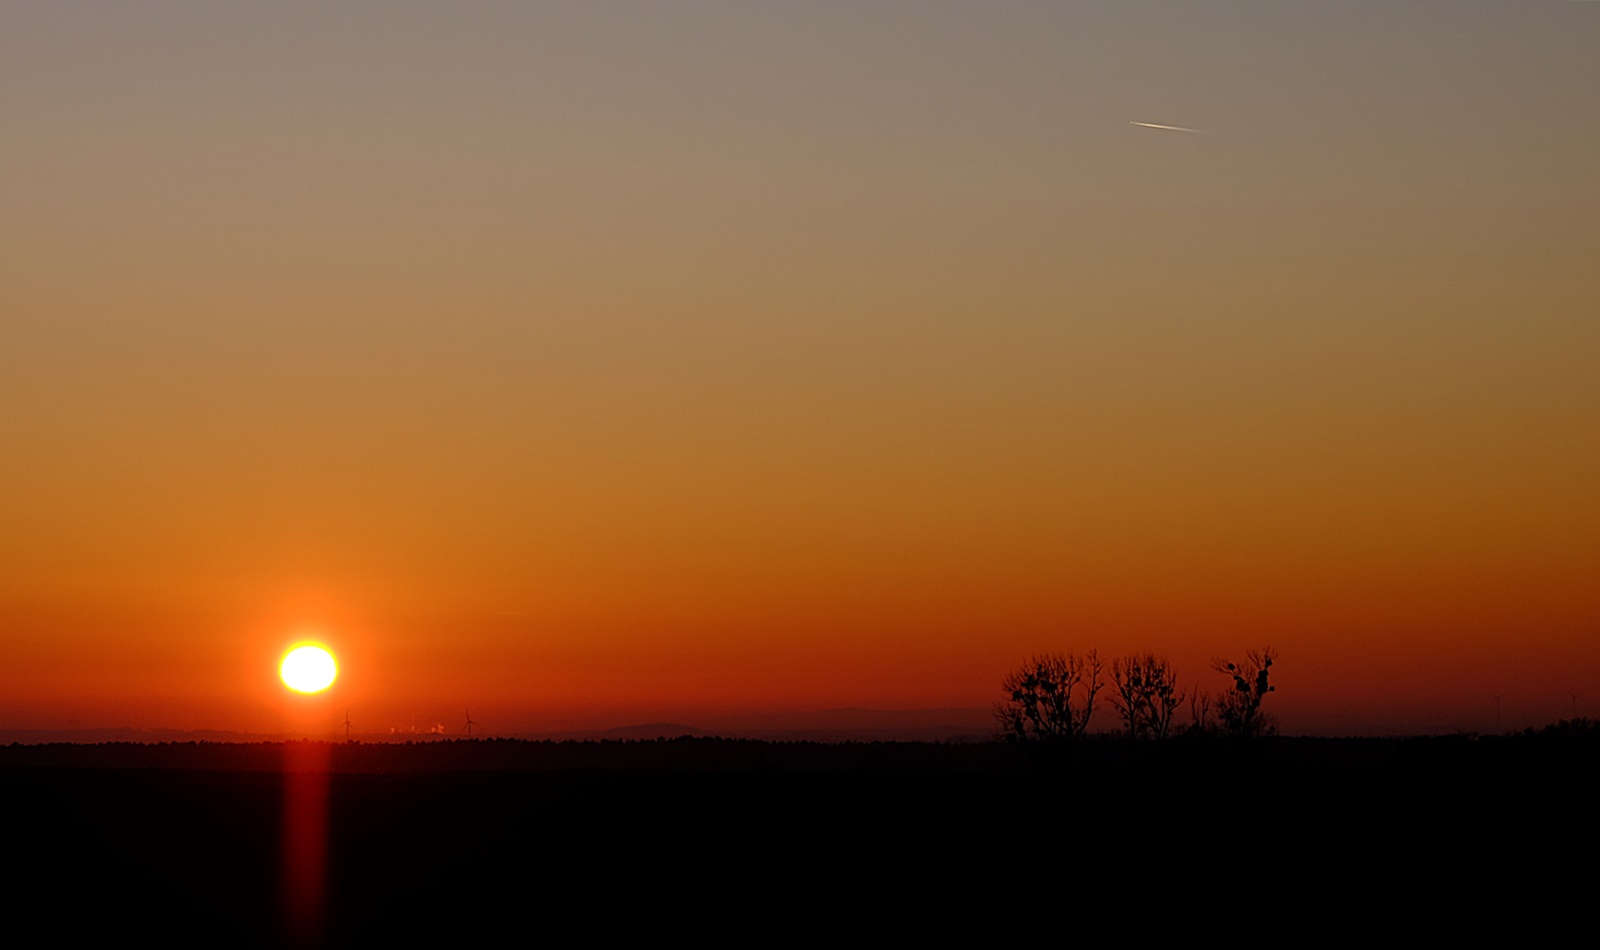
[4,2,1596,736]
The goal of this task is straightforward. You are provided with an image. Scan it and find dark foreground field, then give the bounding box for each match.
[4,733,1594,945]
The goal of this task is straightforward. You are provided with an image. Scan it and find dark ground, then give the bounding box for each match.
[4,733,1594,945]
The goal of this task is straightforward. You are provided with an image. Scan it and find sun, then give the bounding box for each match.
[280,644,338,693]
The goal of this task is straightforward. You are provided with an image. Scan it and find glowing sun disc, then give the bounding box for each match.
[280,645,338,693]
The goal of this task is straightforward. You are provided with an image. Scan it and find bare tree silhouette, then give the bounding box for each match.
[1211,647,1277,738]
[1111,653,1184,740]
[995,651,1104,742]
[1188,690,1213,735]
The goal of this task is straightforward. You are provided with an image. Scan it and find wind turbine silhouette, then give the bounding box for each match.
[344,709,353,742]
[463,709,478,738]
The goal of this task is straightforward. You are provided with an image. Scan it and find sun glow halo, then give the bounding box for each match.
[280,644,338,693]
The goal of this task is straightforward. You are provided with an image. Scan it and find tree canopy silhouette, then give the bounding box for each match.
[995,651,1104,742]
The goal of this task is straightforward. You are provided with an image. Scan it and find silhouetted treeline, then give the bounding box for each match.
[996,646,1281,740]
[4,721,1598,774]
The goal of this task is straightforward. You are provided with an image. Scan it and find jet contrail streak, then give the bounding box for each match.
[1129,121,1208,134]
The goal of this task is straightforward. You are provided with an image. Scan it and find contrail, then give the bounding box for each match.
[1129,121,1208,135]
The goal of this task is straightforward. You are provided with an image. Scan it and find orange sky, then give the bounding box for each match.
[3,3,1597,736]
